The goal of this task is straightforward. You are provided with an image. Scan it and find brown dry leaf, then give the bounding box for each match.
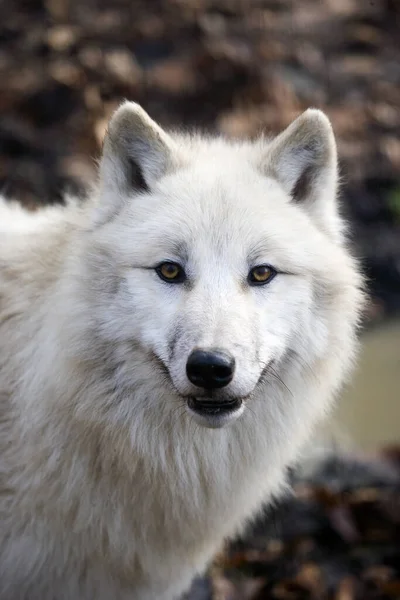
[370,103,400,128]
[295,563,324,594]
[382,137,400,171]
[335,55,381,77]
[44,0,70,20]
[349,487,380,504]
[83,85,103,111]
[49,61,83,87]
[46,26,79,52]
[148,59,197,94]
[272,579,309,599]
[236,578,267,600]
[335,576,356,600]
[104,50,141,86]
[220,549,271,569]
[350,24,382,46]
[217,110,260,138]
[212,572,237,600]
[60,156,96,184]
[78,46,104,70]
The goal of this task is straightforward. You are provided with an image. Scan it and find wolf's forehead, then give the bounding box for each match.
[158,167,281,225]
[142,207,298,267]
[124,163,318,267]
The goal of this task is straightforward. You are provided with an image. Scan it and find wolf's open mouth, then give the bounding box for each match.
[187,397,243,416]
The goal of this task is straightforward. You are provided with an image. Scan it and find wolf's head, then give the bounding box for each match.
[78,102,363,432]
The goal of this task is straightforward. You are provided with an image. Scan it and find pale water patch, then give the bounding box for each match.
[333,320,400,450]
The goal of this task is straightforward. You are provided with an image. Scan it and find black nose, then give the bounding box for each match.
[186,349,235,389]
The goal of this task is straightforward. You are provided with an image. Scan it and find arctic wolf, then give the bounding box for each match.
[0,102,363,599]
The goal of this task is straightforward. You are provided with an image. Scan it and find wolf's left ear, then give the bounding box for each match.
[263,109,341,239]
[95,102,176,224]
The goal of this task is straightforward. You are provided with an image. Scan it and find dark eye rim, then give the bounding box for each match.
[248,264,277,286]
[155,261,186,284]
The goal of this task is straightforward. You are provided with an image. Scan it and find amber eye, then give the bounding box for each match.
[156,262,186,283]
[248,265,276,286]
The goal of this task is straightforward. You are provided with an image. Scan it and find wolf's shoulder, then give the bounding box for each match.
[0,195,85,236]
[0,196,84,317]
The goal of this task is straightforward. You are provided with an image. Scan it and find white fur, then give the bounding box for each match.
[0,103,364,599]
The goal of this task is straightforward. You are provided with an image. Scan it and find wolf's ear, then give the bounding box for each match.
[263,109,341,239]
[95,102,176,224]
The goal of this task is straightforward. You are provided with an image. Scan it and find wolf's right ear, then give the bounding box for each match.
[262,109,341,240]
[95,102,176,224]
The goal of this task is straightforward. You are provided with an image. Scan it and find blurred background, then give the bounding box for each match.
[1,1,400,597]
